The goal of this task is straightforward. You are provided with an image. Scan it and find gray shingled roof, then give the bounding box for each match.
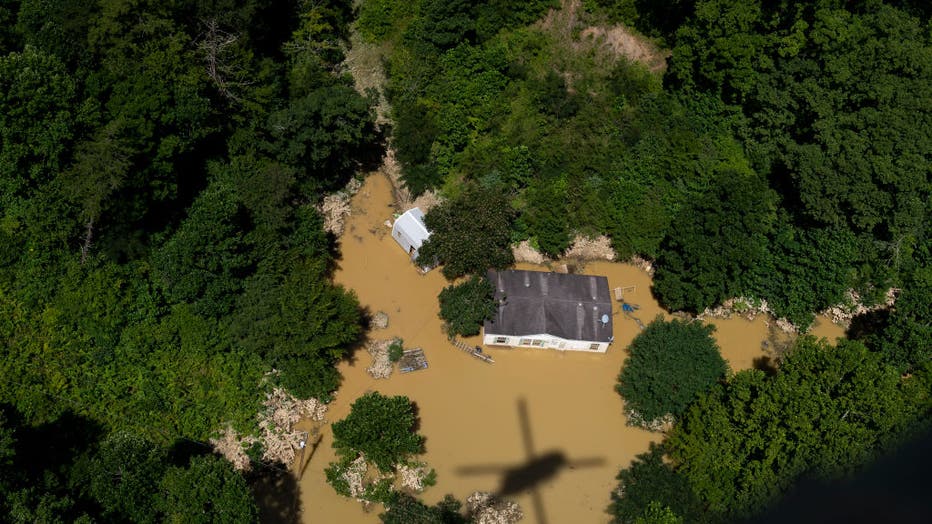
[483,269,614,342]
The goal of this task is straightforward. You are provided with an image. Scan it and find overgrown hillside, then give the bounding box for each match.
[363,0,931,330]
[0,0,379,519]
[358,0,932,521]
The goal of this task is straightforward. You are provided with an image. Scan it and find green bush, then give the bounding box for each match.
[331,392,424,472]
[616,318,727,427]
[388,338,405,363]
[438,276,497,336]
[417,185,516,279]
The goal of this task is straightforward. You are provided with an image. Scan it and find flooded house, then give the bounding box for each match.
[483,269,615,352]
[391,207,433,272]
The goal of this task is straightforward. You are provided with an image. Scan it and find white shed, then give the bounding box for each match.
[392,207,431,264]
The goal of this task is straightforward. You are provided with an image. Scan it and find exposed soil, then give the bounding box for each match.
[538,0,669,73]
[294,173,847,523]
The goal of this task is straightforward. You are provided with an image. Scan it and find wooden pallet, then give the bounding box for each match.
[398,348,428,373]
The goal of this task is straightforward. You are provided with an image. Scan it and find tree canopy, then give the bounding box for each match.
[417,185,516,279]
[331,392,425,472]
[0,0,378,517]
[616,318,728,427]
[438,276,497,336]
[610,336,930,521]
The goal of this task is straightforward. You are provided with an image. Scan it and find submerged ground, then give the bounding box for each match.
[295,173,845,523]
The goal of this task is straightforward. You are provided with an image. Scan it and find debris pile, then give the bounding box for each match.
[396,463,432,492]
[625,410,675,432]
[512,240,546,264]
[342,455,370,499]
[210,387,327,470]
[467,492,523,524]
[366,339,394,379]
[370,311,390,329]
[565,235,616,261]
[317,177,363,236]
[209,426,257,471]
[627,255,654,276]
[820,288,898,328]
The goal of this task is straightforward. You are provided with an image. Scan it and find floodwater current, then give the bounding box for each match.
[294,173,847,523]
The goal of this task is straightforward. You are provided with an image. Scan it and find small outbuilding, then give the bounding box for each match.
[392,207,431,268]
[483,269,614,353]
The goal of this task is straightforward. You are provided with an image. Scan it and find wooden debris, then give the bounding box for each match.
[398,348,429,373]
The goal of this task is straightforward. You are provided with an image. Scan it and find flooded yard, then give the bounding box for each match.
[295,173,847,523]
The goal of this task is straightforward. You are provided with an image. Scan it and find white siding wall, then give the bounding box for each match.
[483,333,609,353]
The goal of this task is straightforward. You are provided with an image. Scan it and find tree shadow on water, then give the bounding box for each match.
[249,466,302,524]
[752,355,779,376]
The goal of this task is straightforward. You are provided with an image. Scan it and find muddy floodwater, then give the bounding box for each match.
[295,173,847,523]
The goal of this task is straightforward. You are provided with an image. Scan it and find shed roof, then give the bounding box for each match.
[484,269,614,342]
[392,207,430,245]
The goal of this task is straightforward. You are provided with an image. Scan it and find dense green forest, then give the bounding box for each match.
[0,0,379,518]
[364,0,931,329]
[2,0,930,521]
[358,0,931,521]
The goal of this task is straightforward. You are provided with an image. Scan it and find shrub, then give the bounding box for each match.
[388,338,405,363]
[438,276,497,336]
[616,317,727,427]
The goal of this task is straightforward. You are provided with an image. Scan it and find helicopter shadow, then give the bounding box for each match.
[456,397,605,524]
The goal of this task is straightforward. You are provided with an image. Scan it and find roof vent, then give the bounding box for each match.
[498,272,505,293]
[540,273,549,295]
[589,276,598,300]
[523,272,531,288]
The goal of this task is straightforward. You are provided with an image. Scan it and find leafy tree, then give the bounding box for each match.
[616,318,726,427]
[608,443,702,524]
[0,414,11,452]
[70,433,167,523]
[668,0,932,279]
[392,100,441,195]
[751,223,859,328]
[152,181,254,318]
[417,185,516,279]
[357,0,415,42]
[160,454,257,524]
[381,493,467,524]
[388,338,405,363]
[522,178,571,257]
[0,2,19,54]
[474,0,558,42]
[265,85,380,192]
[403,0,475,53]
[438,276,497,336]
[15,0,96,67]
[653,173,776,313]
[331,392,424,472]
[634,501,684,524]
[666,337,928,519]
[0,46,76,208]
[230,258,362,399]
[863,267,932,373]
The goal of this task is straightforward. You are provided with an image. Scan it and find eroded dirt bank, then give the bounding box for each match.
[295,173,847,523]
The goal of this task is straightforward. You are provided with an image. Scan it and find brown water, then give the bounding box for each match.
[296,173,847,523]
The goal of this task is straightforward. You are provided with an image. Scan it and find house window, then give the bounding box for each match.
[494,336,508,344]
[532,340,544,347]
[589,343,600,350]
[520,338,532,346]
